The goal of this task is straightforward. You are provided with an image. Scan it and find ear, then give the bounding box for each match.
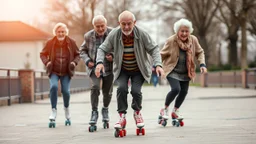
[134,20,136,25]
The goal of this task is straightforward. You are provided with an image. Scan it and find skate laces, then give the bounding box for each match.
[134,111,143,123]
[160,108,168,116]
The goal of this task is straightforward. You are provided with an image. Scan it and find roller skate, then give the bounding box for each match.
[114,113,126,138]
[134,111,145,136]
[88,110,98,132]
[101,107,109,129]
[64,107,71,126]
[48,108,57,128]
[158,108,169,127]
[171,109,184,127]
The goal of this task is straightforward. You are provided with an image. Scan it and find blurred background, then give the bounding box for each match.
[0,0,256,72]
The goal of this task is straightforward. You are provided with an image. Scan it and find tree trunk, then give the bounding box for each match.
[229,36,238,67]
[198,35,209,66]
[240,15,248,69]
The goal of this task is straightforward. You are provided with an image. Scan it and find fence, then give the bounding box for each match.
[0,67,91,106]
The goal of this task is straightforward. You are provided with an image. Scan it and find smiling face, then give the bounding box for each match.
[56,26,66,41]
[93,19,107,36]
[177,26,190,42]
[119,15,136,36]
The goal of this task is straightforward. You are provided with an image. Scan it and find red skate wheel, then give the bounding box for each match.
[123,129,126,136]
[180,121,184,127]
[141,128,145,135]
[136,128,140,136]
[119,130,124,137]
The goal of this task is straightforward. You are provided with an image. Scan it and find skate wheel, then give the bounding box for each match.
[175,121,180,127]
[103,122,109,129]
[65,120,71,126]
[172,120,176,126]
[161,120,167,127]
[180,121,184,127]
[48,123,52,128]
[119,130,124,137]
[123,129,126,136]
[136,128,140,136]
[141,128,145,135]
[114,130,119,138]
[89,126,96,132]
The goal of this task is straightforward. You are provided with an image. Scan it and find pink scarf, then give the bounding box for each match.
[176,35,195,79]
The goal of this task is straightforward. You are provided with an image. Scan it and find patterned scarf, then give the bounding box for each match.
[176,35,195,79]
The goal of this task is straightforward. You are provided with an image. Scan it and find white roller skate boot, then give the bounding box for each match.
[49,108,57,128]
[171,108,184,127]
[158,108,169,127]
[101,107,109,129]
[88,110,98,132]
[64,107,71,126]
[134,111,145,136]
[114,113,126,137]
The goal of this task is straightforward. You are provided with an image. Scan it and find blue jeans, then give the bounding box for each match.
[49,74,71,109]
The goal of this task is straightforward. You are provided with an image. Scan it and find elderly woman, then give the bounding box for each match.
[158,18,207,127]
[40,22,80,128]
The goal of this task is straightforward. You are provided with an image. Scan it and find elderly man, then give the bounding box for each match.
[40,22,80,128]
[80,15,113,132]
[95,11,164,136]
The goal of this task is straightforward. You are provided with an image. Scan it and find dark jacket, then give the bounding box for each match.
[40,36,80,77]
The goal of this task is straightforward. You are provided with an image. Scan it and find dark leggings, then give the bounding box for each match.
[165,77,189,108]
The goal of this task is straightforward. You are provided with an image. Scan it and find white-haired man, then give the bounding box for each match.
[95,11,164,136]
[80,15,113,132]
[40,22,80,128]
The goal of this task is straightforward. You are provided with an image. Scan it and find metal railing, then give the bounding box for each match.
[0,67,21,105]
[34,70,91,101]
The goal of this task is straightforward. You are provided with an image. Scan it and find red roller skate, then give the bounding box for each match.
[134,111,145,136]
[171,109,184,127]
[114,113,126,138]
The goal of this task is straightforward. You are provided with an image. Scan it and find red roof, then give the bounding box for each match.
[0,21,52,41]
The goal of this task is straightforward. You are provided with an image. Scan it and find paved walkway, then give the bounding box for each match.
[0,85,255,144]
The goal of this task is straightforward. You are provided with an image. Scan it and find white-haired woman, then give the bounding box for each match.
[158,18,207,127]
[40,22,80,128]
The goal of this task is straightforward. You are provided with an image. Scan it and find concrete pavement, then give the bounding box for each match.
[0,85,255,144]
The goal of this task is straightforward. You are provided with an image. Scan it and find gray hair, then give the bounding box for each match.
[173,18,194,34]
[52,22,69,36]
[92,15,107,25]
[118,11,136,22]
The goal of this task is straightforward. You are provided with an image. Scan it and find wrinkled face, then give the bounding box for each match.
[119,16,136,36]
[178,26,190,42]
[56,26,66,41]
[94,19,107,36]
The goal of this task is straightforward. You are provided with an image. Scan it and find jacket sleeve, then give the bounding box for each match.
[72,40,80,65]
[193,36,206,66]
[40,40,50,66]
[160,40,171,62]
[142,32,162,67]
[96,31,114,65]
[80,35,92,66]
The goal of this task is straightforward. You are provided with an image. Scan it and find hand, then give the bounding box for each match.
[88,62,95,68]
[71,62,76,66]
[156,66,165,78]
[200,67,207,74]
[70,62,76,70]
[95,64,105,78]
[46,61,51,68]
[106,54,113,62]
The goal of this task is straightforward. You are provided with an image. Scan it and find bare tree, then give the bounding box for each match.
[215,0,240,67]
[223,0,256,69]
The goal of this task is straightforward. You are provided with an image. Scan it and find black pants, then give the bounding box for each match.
[165,77,189,108]
[90,72,113,111]
[116,70,145,114]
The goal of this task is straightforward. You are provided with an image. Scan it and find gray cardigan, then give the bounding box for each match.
[96,26,162,83]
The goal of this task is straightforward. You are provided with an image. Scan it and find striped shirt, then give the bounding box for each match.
[122,33,139,71]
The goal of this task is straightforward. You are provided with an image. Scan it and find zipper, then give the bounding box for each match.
[60,47,62,75]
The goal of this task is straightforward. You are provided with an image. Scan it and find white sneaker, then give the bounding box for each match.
[49,108,57,120]
[64,107,71,120]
